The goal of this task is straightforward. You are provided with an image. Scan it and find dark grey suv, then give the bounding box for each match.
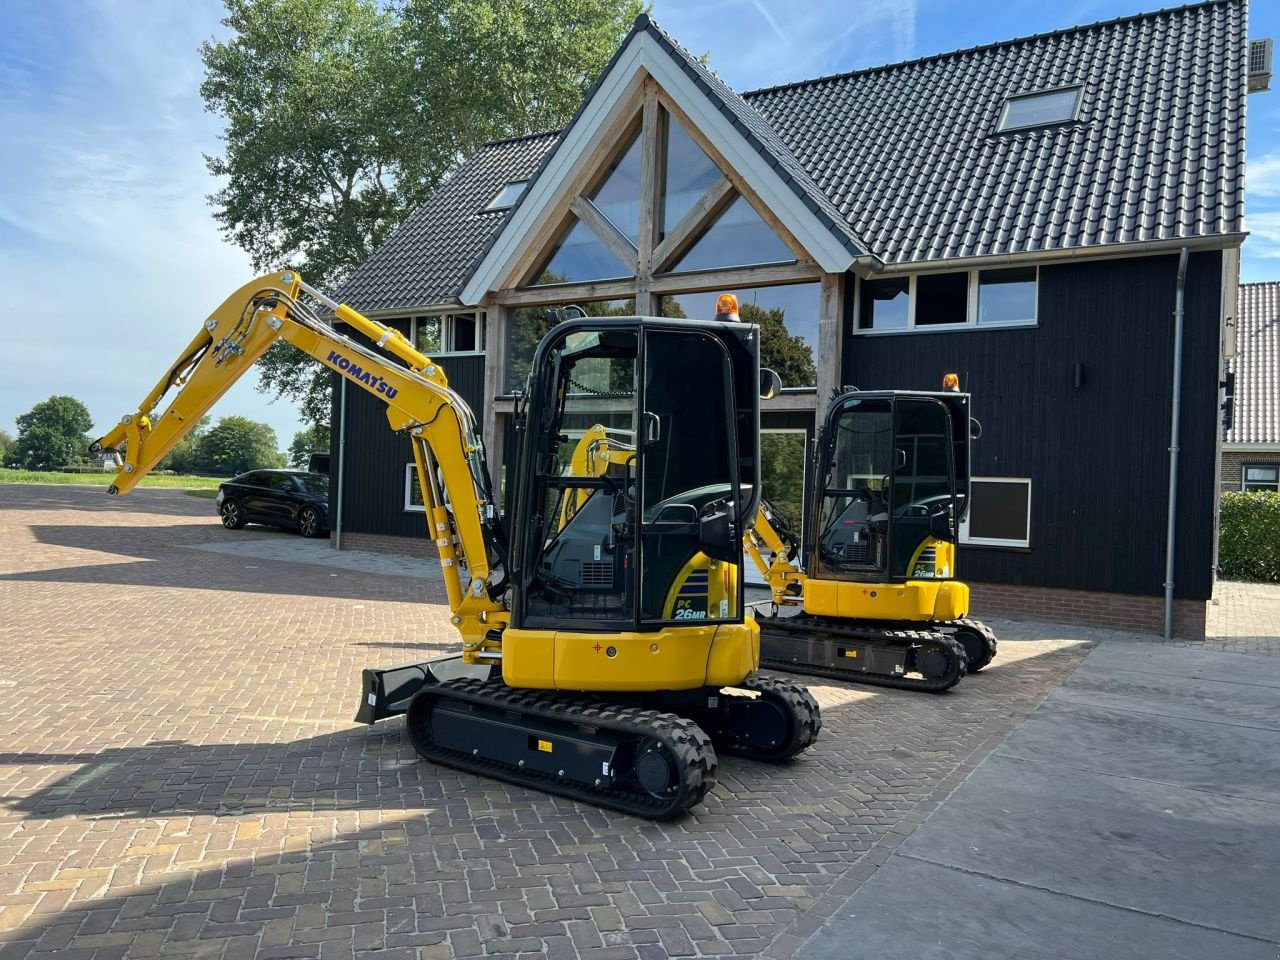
[214,469,329,538]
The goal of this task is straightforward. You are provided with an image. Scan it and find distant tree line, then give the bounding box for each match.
[1,395,319,478]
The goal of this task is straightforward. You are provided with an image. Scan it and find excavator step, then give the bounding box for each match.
[758,614,967,693]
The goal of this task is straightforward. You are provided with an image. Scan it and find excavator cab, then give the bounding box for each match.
[510,317,760,632]
[810,390,971,586]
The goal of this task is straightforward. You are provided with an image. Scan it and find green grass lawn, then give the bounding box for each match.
[0,468,223,490]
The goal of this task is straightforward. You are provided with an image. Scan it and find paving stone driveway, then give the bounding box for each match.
[0,484,1088,959]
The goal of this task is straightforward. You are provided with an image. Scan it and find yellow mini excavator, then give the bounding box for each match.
[559,374,997,695]
[745,383,998,692]
[92,272,820,819]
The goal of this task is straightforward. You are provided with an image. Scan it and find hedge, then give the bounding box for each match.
[1218,491,1280,583]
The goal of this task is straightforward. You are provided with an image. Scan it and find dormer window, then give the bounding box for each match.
[485,180,529,211]
[997,86,1082,132]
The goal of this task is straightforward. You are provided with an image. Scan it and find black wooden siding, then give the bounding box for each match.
[327,315,488,539]
[842,251,1223,600]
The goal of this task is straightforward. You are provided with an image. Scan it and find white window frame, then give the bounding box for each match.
[749,428,809,586]
[996,86,1083,133]
[1242,463,1280,492]
[404,463,426,513]
[852,267,1038,335]
[959,477,1032,548]
[410,311,487,357]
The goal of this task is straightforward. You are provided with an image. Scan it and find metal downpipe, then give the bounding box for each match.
[335,376,348,550]
[1164,248,1189,640]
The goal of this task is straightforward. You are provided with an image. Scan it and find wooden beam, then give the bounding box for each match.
[481,305,509,485]
[813,273,842,426]
[496,279,639,307]
[762,392,819,413]
[656,90,811,264]
[651,174,734,273]
[650,260,822,296]
[570,195,639,277]
[636,79,662,282]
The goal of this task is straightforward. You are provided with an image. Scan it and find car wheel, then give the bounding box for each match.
[297,506,324,538]
[220,498,247,530]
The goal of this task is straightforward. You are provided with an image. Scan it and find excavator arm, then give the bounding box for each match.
[743,502,807,606]
[92,271,507,652]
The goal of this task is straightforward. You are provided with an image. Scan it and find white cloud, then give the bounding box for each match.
[0,1,304,447]
[653,0,919,90]
[1248,152,1280,198]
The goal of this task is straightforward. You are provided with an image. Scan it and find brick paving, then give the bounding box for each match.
[0,483,1089,959]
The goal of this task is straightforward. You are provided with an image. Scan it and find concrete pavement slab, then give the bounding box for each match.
[1076,642,1280,688]
[894,751,1280,942]
[997,695,1280,804]
[795,855,1280,960]
[1056,659,1280,732]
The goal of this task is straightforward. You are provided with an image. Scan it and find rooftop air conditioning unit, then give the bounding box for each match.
[1249,38,1272,93]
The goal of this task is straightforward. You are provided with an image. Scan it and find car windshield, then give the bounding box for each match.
[292,474,329,495]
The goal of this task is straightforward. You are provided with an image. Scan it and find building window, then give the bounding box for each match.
[859,277,909,331]
[660,283,819,388]
[977,267,1037,324]
[412,313,486,355]
[485,180,529,211]
[589,130,643,245]
[960,477,1031,548]
[854,268,1038,334]
[997,87,1082,132]
[1243,464,1280,492]
[506,298,636,392]
[669,195,795,274]
[531,217,633,285]
[915,272,968,326]
[404,464,426,513]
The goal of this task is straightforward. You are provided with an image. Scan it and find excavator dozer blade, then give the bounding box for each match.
[355,655,498,724]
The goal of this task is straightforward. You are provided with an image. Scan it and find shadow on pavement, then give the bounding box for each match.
[1,522,443,603]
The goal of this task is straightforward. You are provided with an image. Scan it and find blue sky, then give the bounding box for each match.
[1,0,1277,447]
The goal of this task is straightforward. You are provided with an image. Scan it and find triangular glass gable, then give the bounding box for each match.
[671,195,795,274]
[531,216,633,286]
[660,110,721,240]
[590,131,643,247]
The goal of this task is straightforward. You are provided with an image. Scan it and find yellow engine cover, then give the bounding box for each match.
[803,578,970,622]
[500,620,760,692]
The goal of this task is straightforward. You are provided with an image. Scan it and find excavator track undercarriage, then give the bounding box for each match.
[758,614,968,693]
[373,662,820,820]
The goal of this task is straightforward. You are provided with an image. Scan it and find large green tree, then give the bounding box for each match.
[6,396,94,471]
[288,425,332,467]
[158,417,212,474]
[198,416,285,476]
[201,0,644,429]
[0,429,12,465]
[740,302,816,389]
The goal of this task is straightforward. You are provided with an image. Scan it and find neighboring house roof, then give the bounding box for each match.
[1227,282,1280,445]
[339,0,1246,312]
[336,132,559,312]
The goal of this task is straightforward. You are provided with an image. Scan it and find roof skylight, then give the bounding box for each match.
[485,180,530,211]
[997,87,1082,132]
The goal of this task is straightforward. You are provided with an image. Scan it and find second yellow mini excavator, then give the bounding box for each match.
[92,272,820,820]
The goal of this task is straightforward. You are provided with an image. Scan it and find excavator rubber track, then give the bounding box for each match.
[943,618,998,673]
[758,614,967,693]
[680,676,823,764]
[405,678,717,820]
